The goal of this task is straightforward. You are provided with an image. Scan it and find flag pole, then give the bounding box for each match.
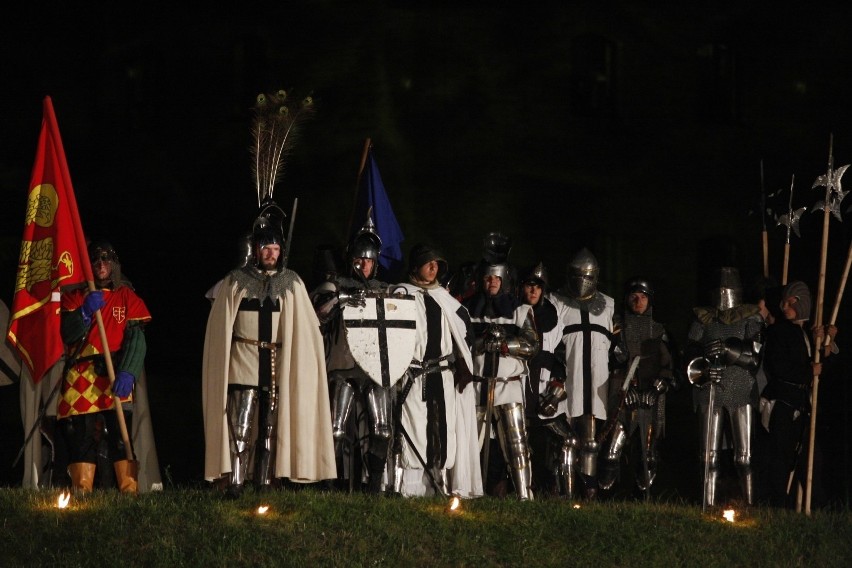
[760,160,770,278]
[44,97,134,462]
[347,138,372,235]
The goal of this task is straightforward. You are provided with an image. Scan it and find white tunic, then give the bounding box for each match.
[556,292,615,419]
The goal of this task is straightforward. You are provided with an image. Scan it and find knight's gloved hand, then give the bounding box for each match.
[338,288,366,308]
[708,365,724,384]
[80,291,106,325]
[704,339,725,360]
[484,338,507,354]
[653,377,669,394]
[539,381,567,417]
[641,390,657,407]
[624,387,639,409]
[113,371,135,398]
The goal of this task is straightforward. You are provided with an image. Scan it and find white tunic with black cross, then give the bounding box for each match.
[556,291,615,420]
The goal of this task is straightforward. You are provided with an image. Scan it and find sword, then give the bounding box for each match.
[392,354,455,496]
[597,355,640,445]
[480,350,499,480]
[281,197,298,269]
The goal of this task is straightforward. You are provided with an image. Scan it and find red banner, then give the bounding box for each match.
[6,97,92,383]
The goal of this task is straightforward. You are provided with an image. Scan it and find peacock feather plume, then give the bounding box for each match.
[250,89,315,207]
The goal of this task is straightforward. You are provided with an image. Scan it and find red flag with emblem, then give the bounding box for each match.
[6,96,93,384]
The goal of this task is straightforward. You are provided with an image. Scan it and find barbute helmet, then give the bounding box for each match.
[566,248,599,300]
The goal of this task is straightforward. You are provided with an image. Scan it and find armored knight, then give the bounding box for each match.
[519,262,576,498]
[462,233,540,500]
[310,214,397,493]
[599,277,678,498]
[686,266,764,507]
[202,90,335,496]
[553,248,616,499]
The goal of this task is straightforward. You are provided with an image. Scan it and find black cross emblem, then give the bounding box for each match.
[344,297,416,387]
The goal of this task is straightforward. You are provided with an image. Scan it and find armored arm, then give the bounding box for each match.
[705,334,763,374]
[505,310,540,360]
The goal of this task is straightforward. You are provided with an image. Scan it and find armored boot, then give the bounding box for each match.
[68,462,96,493]
[113,459,138,494]
[366,452,387,494]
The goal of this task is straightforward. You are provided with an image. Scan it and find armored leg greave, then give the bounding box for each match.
[558,429,579,499]
[254,386,279,489]
[698,404,724,508]
[599,421,626,491]
[227,387,258,491]
[730,404,754,505]
[366,384,393,493]
[331,379,356,440]
[367,384,393,445]
[496,402,533,501]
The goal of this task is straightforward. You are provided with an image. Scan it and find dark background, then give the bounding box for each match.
[1,2,851,505]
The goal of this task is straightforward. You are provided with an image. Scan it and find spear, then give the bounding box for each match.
[761,160,770,278]
[805,133,849,514]
[777,175,806,285]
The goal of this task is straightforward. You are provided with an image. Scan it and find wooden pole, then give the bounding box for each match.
[347,138,372,235]
[782,242,790,285]
[804,195,832,515]
[823,238,852,354]
[89,295,135,462]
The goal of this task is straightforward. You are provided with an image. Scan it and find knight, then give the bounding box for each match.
[685,266,764,507]
[201,89,336,497]
[518,262,576,498]
[598,276,679,499]
[310,213,398,493]
[462,232,539,500]
[554,247,616,500]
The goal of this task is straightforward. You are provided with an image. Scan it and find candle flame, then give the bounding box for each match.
[573,504,581,509]
[256,505,269,515]
[723,509,735,523]
[57,492,71,509]
[448,496,461,511]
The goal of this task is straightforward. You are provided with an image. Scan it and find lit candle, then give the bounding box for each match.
[56,492,71,509]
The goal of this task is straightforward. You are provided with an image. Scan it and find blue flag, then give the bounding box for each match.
[351,147,405,277]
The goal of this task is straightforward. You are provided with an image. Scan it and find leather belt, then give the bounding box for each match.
[233,336,281,350]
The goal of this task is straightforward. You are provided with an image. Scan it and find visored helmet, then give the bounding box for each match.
[565,248,599,300]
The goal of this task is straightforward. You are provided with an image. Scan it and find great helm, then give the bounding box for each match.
[711,266,743,310]
[566,248,599,300]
